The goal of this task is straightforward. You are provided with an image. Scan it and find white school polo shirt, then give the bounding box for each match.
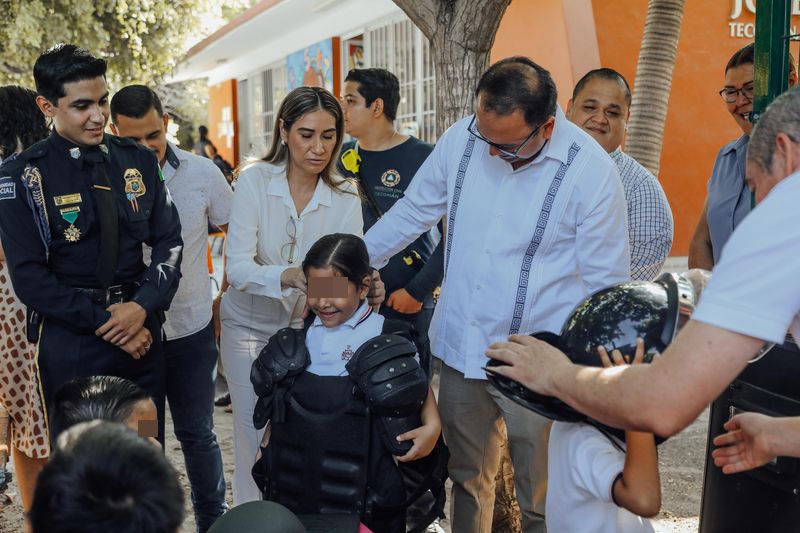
[546,422,654,533]
[306,301,385,376]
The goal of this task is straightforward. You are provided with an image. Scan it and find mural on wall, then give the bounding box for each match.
[288,39,333,91]
[348,42,364,70]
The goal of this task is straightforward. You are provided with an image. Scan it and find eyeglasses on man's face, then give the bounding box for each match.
[719,82,754,103]
[467,115,543,160]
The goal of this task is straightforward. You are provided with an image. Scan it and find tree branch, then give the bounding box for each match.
[391,0,437,39]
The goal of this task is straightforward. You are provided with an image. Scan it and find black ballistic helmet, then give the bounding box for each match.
[487,272,696,423]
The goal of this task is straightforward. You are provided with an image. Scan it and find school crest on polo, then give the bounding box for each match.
[380,169,401,188]
[341,345,354,362]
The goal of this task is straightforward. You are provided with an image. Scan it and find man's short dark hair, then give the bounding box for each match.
[50,375,152,442]
[111,85,164,122]
[33,44,107,104]
[29,422,184,533]
[572,68,632,108]
[475,56,557,128]
[344,68,401,121]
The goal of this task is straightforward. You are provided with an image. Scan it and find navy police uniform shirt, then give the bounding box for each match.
[0,130,183,334]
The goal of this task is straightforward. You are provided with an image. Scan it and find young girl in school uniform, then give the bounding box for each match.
[251,233,442,533]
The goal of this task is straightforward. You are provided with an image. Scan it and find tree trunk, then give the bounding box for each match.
[392,0,512,131]
[391,2,517,531]
[492,422,522,533]
[625,0,686,176]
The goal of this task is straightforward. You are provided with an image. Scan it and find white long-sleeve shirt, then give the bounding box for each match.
[364,108,631,379]
[225,161,363,327]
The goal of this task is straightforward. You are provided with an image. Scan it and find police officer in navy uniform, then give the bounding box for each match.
[0,44,182,444]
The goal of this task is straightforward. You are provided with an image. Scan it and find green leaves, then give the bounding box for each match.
[0,0,251,89]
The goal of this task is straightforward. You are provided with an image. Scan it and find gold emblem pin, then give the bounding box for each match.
[124,168,146,213]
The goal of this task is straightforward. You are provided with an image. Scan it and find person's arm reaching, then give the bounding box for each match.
[398,234,445,310]
[364,141,448,269]
[689,200,714,270]
[207,160,234,342]
[485,321,764,437]
[712,413,800,473]
[599,341,661,518]
[395,386,441,462]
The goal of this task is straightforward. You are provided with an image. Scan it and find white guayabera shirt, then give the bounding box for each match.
[365,107,631,379]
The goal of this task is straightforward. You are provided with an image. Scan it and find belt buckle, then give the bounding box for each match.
[107,285,124,306]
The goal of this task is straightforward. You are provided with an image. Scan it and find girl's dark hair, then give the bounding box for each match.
[0,85,50,159]
[50,375,152,442]
[262,86,351,193]
[29,422,183,533]
[302,233,372,289]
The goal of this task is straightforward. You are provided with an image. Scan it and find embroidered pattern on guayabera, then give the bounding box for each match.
[444,134,476,275]
[509,142,581,335]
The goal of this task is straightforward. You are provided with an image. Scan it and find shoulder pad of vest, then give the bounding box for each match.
[347,334,428,432]
[251,327,309,397]
[348,334,418,378]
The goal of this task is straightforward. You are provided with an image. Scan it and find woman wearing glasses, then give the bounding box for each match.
[689,43,797,269]
[220,86,363,505]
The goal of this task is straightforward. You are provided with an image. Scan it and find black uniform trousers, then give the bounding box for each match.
[38,312,166,446]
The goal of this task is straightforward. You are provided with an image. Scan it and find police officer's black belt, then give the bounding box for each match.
[74,283,138,306]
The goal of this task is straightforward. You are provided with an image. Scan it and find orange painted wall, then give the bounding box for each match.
[492,0,599,109]
[592,0,758,256]
[492,0,781,256]
[208,79,239,166]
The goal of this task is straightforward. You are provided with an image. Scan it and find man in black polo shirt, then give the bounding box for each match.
[338,68,443,377]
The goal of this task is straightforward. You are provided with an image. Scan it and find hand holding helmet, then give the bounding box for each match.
[486,272,698,421]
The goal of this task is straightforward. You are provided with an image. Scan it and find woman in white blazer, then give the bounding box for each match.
[221,87,363,504]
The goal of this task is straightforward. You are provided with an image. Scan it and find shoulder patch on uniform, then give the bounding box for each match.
[0,177,16,200]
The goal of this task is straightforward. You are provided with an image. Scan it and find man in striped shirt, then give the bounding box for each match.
[567,68,674,280]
